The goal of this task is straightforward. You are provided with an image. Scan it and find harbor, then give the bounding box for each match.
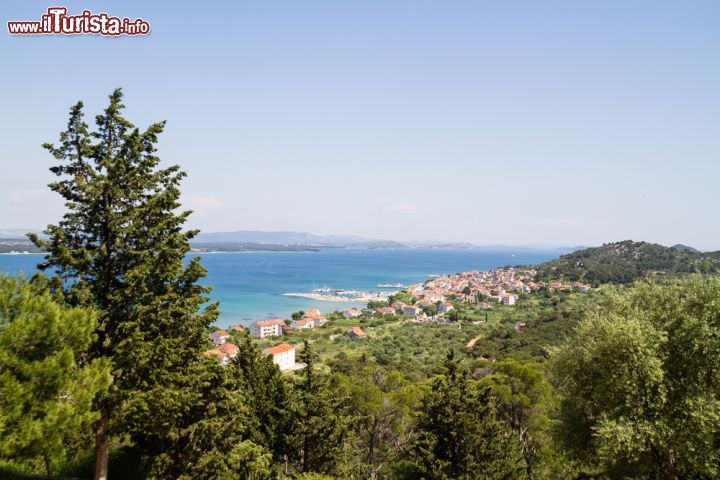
[284,288,394,302]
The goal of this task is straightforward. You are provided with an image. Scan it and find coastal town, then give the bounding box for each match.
[204,267,591,368]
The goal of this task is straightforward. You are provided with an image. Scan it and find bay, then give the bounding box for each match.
[0,248,560,327]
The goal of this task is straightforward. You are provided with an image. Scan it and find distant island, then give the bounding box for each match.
[2,229,587,254]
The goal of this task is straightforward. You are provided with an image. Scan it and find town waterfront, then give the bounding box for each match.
[0,248,563,327]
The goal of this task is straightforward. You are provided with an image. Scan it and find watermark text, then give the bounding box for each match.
[8,7,150,36]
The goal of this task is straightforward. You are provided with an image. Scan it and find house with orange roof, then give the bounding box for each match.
[230,325,246,333]
[216,342,238,359]
[250,319,285,339]
[346,326,367,339]
[262,343,295,371]
[290,318,315,330]
[203,349,228,366]
[210,330,230,345]
[301,309,327,326]
[424,292,446,303]
[391,301,407,312]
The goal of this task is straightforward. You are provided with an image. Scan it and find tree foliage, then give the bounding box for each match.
[0,276,110,477]
[29,89,219,478]
[286,341,353,476]
[407,351,527,479]
[553,276,720,479]
[536,240,720,285]
[338,367,421,479]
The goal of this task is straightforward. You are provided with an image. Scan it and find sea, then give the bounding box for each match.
[0,248,562,328]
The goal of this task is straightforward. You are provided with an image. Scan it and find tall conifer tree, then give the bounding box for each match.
[30,90,218,479]
[0,276,110,478]
[409,351,527,479]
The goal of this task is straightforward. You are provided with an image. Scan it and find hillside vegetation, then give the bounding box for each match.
[536,240,720,284]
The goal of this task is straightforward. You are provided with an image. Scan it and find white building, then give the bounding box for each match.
[343,308,361,318]
[403,305,421,316]
[250,320,284,338]
[262,343,295,371]
[502,293,516,306]
[438,302,454,314]
[210,330,230,345]
[204,349,229,366]
[290,318,315,330]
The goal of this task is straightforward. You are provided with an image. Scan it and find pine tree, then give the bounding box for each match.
[287,340,352,476]
[30,90,218,479]
[148,356,273,480]
[234,337,294,471]
[0,276,110,478]
[409,351,527,480]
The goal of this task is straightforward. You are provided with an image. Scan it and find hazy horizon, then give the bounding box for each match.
[2,1,719,250]
[0,227,706,252]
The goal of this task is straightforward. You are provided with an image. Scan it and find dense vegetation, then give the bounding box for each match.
[2,93,719,479]
[536,240,720,285]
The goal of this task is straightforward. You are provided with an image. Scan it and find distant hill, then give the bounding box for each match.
[193,230,407,248]
[190,242,320,253]
[535,240,720,284]
[672,244,700,253]
[0,239,42,254]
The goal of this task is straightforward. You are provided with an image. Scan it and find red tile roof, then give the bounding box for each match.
[217,343,238,355]
[254,319,286,327]
[347,327,366,337]
[262,343,295,355]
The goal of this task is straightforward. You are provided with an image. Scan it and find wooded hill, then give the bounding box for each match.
[535,240,720,284]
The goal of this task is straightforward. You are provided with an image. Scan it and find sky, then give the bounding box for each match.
[1,1,719,249]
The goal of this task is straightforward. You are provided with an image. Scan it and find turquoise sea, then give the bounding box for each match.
[0,248,562,327]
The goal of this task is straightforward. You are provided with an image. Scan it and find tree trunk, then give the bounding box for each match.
[94,413,109,480]
[43,450,52,480]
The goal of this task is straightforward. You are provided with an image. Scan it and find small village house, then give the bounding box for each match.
[346,326,367,339]
[438,302,454,314]
[262,343,296,371]
[290,318,315,330]
[203,349,228,366]
[376,306,396,316]
[210,329,230,345]
[402,305,421,317]
[417,299,435,308]
[391,301,407,312]
[302,309,328,326]
[250,319,285,339]
[216,342,238,359]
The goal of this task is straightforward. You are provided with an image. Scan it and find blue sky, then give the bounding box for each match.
[2,1,719,249]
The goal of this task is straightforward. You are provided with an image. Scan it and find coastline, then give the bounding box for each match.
[284,292,390,303]
[0,252,44,255]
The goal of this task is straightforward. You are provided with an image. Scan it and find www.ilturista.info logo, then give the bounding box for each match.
[7,7,150,36]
